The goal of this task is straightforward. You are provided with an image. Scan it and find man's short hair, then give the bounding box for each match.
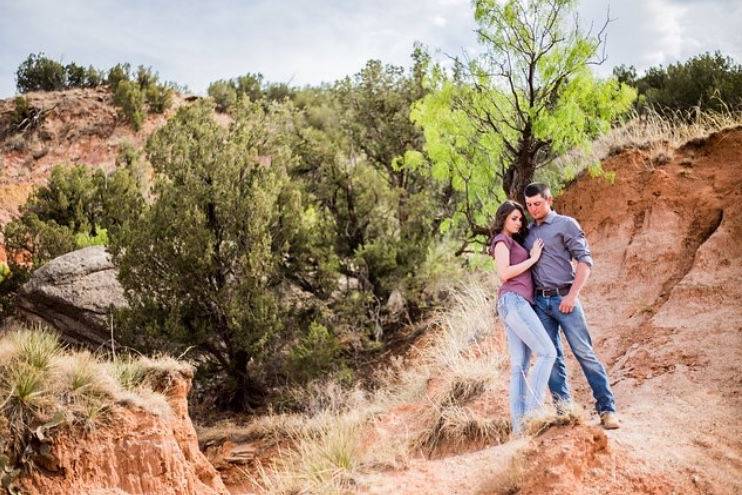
[524,182,551,199]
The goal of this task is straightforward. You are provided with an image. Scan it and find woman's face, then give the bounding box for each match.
[504,209,523,235]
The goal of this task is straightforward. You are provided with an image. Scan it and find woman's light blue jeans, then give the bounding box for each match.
[497,292,557,434]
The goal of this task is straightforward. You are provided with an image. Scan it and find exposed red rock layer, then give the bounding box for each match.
[21,370,228,495]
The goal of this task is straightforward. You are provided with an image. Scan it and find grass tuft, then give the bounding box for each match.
[9,328,62,372]
[0,323,190,478]
[254,279,512,490]
[543,108,742,194]
[522,402,585,437]
[413,405,510,458]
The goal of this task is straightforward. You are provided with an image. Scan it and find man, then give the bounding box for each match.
[523,182,619,429]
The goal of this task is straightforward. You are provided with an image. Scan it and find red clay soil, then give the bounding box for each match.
[349,128,742,495]
[4,87,741,493]
[0,88,187,237]
[20,370,228,495]
[549,126,742,494]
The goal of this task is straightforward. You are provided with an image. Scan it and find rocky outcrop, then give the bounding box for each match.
[21,368,229,495]
[16,246,127,347]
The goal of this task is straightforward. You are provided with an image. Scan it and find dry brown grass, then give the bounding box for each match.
[0,322,191,476]
[475,446,533,495]
[521,401,586,437]
[252,278,511,492]
[413,404,510,458]
[547,108,742,190]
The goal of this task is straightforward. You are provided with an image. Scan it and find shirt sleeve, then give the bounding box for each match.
[488,234,510,257]
[563,218,594,267]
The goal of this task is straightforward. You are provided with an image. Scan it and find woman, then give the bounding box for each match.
[490,200,556,434]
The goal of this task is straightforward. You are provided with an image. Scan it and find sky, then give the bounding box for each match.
[1,0,740,98]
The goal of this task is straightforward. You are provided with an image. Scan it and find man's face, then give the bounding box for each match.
[525,193,553,221]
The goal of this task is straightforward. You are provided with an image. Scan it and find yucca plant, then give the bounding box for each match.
[108,357,147,391]
[9,329,61,372]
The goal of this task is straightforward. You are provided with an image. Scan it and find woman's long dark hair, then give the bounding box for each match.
[489,200,529,250]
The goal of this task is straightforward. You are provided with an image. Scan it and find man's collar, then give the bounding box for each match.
[533,210,556,226]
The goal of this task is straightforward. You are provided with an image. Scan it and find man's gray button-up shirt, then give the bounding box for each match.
[524,210,593,290]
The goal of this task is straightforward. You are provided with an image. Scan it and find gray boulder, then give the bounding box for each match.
[17,246,127,347]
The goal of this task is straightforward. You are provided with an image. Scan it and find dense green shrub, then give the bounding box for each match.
[110,101,335,410]
[107,63,131,90]
[1,162,143,323]
[10,96,34,128]
[15,53,67,92]
[83,65,104,87]
[264,82,295,102]
[207,80,238,112]
[74,228,109,248]
[615,52,742,113]
[3,214,76,267]
[25,165,98,234]
[14,53,111,93]
[65,62,87,87]
[135,65,158,89]
[144,83,173,113]
[108,65,172,123]
[287,322,342,383]
[3,163,143,262]
[207,72,293,112]
[234,73,264,101]
[113,80,145,130]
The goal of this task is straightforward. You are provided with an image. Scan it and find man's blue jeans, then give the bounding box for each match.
[533,294,616,413]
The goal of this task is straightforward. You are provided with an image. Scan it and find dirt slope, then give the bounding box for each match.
[554,127,742,493]
[345,128,742,494]
[20,368,228,495]
[0,87,190,260]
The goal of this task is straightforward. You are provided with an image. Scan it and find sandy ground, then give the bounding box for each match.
[349,128,742,494]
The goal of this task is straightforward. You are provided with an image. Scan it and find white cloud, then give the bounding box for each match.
[579,0,740,77]
[433,15,448,27]
[0,0,739,98]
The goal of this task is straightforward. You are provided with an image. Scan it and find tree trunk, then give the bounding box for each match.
[225,350,266,411]
[504,136,537,204]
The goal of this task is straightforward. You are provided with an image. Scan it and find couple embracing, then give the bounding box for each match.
[490,182,619,435]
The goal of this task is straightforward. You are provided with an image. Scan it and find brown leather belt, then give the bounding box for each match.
[535,285,572,297]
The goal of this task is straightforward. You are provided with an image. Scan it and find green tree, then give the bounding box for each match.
[3,214,76,267]
[65,62,87,87]
[110,101,327,410]
[107,63,131,90]
[1,163,143,322]
[207,80,238,112]
[144,83,173,113]
[617,52,742,113]
[135,65,158,89]
[84,65,104,87]
[15,53,67,92]
[113,80,145,131]
[4,163,143,255]
[234,72,264,101]
[207,73,294,113]
[331,55,441,303]
[24,165,98,234]
[412,0,635,245]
